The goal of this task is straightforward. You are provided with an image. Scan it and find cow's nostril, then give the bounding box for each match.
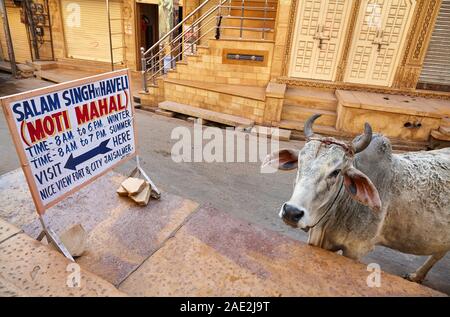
[283,204,304,222]
[293,210,304,222]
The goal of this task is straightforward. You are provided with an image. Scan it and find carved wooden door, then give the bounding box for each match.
[289,0,352,81]
[344,0,416,86]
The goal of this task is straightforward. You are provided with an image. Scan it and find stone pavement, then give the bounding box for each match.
[0,169,444,296]
[0,169,199,286]
[0,219,125,296]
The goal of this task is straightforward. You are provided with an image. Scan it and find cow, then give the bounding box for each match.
[262,114,450,283]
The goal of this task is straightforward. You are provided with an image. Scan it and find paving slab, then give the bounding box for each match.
[119,206,444,297]
[0,230,125,297]
[0,219,22,244]
[0,169,199,286]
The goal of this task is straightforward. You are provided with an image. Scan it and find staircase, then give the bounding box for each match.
[138,0,277,124]
[219,0,278,41]
[140,0,277,88]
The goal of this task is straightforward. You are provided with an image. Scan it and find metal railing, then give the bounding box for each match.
[140,0,277,92]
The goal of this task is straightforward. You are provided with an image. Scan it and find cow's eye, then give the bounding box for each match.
[329,169,341,178]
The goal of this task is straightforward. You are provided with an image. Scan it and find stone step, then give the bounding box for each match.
[279,119,347,138]
[159,100,254,127]
[432,129,450,141]
[27,61,58,71]
[284,86,337,111]
[220,28,275,41]
[221,17,276,29]
[441,117,450,128]
[196,45,210,54]
[55,58,124,73]
[281,106,337,127]
[439,125,450,135]
[164,78,266,101]
[228,9,278,19]
[36,68,98,83]
[229,0,279,3]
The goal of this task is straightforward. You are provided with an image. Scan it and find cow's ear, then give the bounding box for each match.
[343,167,382,212]
[261,149,298,171]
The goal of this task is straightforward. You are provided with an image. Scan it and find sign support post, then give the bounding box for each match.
[1,69,154,262]
[129,155,161,199]
[37,215,75,262]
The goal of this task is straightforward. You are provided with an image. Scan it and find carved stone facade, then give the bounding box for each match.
[274,0,446,96]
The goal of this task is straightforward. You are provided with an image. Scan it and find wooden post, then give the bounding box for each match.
[106,0,114,71]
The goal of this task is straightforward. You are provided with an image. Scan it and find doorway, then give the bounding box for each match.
[137,2,159,70]
[344,0,416,87]
[289,0,353,81]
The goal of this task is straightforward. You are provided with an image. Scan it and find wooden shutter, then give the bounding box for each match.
[418,0,450,87]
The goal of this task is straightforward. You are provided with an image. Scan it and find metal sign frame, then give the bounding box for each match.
[0,69,160,259]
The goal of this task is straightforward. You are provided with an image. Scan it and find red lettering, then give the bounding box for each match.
[118,93,126,111]
[98,98,108,116]
[75,104,90,125]
[109,95,117,113]
[89,101,100,120]
[25,110,70,144]
[26,120,45,143]
[43,116,55,136]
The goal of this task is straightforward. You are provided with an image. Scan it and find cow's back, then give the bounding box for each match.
[380,147,450,255]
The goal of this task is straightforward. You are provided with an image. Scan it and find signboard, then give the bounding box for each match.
[0,69,137,214]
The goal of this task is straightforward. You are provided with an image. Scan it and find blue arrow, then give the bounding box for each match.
[64,139,112,171]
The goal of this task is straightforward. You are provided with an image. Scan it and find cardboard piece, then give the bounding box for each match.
[130,183,151,206]
[57,224,87,257]
[117,177,152,206]
[116,185,128,197]
[121,177,146,195]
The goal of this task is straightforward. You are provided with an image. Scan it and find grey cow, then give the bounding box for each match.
[263,114,450,283]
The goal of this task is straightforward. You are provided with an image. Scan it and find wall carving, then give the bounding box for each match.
[413,0,438,60]
[277,76,450,100]
[281,0,298,77]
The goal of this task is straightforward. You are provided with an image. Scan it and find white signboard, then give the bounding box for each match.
[1,69,137,214]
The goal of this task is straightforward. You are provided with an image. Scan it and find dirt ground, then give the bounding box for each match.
[0,71,448,294]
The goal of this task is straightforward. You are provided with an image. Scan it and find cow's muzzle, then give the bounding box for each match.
[281,203,305,228]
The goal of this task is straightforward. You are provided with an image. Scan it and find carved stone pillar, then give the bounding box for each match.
[335,0,361,83]
[270,0,296,80]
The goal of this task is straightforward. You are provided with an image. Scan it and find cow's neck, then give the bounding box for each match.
[311,155,388,255]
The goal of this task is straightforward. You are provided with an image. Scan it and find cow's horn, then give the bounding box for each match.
[352,123,373,153]
[304,114,321,140]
